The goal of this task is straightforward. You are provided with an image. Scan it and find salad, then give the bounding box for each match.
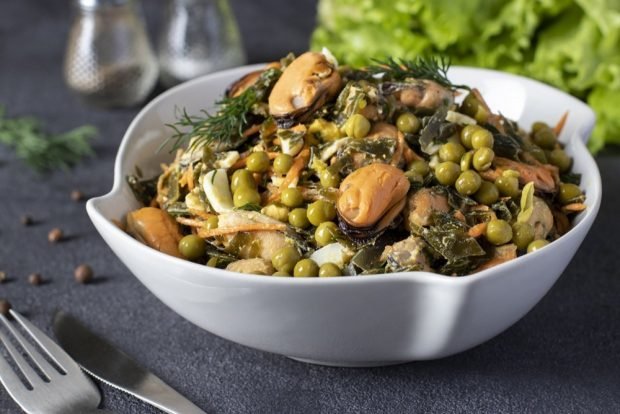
[125,50,586,277]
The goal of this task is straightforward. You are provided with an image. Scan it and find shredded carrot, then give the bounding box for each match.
[468,222,487,238]
[197,223,287,238]
[553,111,569,137]
[176,217,205,227]
[562,203,586,213]
[188,209,215,220]
[242,123,261,138]
[266,147,311,203]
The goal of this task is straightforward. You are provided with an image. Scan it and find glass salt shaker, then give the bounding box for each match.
[158,0,246,87]
[64,0,159,108]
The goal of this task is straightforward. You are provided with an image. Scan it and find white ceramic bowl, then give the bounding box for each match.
[87,65,601,367]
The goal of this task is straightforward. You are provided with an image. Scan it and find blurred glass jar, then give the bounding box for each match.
[158,0,246,87]
[64,0,159,108]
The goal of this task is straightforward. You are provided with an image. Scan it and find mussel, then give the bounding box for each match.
[337,163,410,240]
[380,79,454,113]
[268,52,342,128]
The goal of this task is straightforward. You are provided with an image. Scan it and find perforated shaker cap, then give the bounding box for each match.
[78,0,131,9]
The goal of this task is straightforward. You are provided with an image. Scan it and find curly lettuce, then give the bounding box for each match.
[311,0,620,152]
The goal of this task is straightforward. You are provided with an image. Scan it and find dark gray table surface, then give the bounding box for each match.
[1,1,619,413]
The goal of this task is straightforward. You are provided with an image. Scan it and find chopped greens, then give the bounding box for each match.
[0,106,96,172]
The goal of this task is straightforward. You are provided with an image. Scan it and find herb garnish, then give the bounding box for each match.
[164,68,281,152]
[0,106,96,172]
[366,56,470,91]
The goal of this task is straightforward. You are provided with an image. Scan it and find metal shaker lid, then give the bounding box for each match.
[78,0,131,9]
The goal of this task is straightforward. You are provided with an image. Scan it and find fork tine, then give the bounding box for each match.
[0,314,46,386]
[9,310,79,374]
[0,313,57,380]
[0,340,29,398]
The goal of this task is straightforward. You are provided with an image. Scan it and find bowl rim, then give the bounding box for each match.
[87,64,602,287]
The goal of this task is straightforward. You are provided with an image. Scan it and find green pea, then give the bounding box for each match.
[558,183,582,205]
[455,170,482,196]
[474,181,499,205]
[549,148,571,173]
[461,94,489,123]
[502,169,520,178]
[293,259,319,277]
[230,169,256,192]
[246,151,270,172]
[485,219,513,245]
[512,222,535,250]
[281,187,304,207]
[273,153,294,174]
[319,263,343,277]
[531,121,549,133]
[289,208,310,229]
[178,235,206,260]
[533,127,556,150]
[315,222,339,247]
[205,215,218,230]
[471,128,494,149]
[307,200,336,226]
[528,145,548,164]
[473,147,494,171]
[261,204,289,222]
[233,187,261,208]
[345,114,371,138]
[527,239,549,253]
[320,168,341,188]
[460,150,474,171]
[439,141,466,163]
[396,112,421,134]
[495,175,520,198]
[435,161,461,186]
[408,160,430,177]
[460,125,481,149]
[271,245,301,273]
[404,172,423,184]
[272,271,291,277]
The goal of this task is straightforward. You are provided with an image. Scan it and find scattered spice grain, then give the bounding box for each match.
[0,299,11,316]
[28,273,43,286]
[48,228,64,243]
[74,264,93,284]
[71,190,85,202]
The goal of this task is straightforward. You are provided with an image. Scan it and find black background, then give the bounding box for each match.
[1,1,619,412]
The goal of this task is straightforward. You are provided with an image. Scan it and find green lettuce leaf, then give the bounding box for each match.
[311,0,620,152]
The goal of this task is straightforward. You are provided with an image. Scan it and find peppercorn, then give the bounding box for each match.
[0,271,6,283]
[28,273,43,286]
[0,299,11,316]
[20,215,33,226]
[71,190,85,202]
[48,228,64,243]
[74,264,93,284]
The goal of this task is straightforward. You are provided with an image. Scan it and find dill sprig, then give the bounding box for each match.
[0,106,96,172]
[366,56,470,90]
[165,88,257,152]
[164,68,281,152]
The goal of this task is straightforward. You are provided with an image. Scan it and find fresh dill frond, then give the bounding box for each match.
[0,106,96,172]
[164,68,281,152]
[366,56,470,90]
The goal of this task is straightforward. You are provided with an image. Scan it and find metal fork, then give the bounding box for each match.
[0,310,114,414]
